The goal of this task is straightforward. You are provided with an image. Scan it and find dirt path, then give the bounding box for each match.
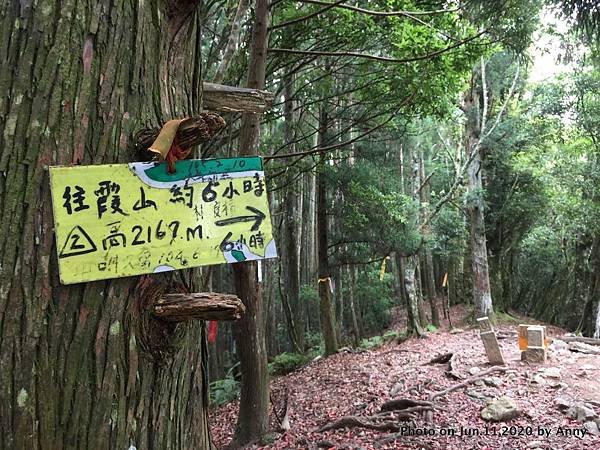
[210,308,600,449]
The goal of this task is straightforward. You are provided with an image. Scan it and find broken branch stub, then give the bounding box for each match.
[203,82,275,113]
[153,293,246,322]
[133,112,226,161]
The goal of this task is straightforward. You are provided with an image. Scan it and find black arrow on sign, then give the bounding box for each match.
[215,206,266,231]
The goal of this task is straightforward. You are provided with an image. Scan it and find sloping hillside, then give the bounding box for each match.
[210,308,600,449]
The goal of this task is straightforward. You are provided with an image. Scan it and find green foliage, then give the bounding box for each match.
[299,284,319,304]
[354,269,396,335]
[430,207,468,258]
[269,352,312,375]
[359,329,404,350]
[209,376,240,407]
[299,284,323,338]
[493,310,520,324]
[330,159,421,264]
[262,434,278,445]
[426,324,438,333]
[382,329,403,341]
[304,330,323,351]
[359,335,384,350]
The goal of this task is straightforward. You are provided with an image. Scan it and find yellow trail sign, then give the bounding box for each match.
[49,157,277,284]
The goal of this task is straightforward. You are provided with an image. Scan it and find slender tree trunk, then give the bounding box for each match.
[0,2,212,449]
[395,253,408,308]
[416,261,428,325]
[594,300,600,339]
[230,0,270,445]
[335,265,344,344]
[213,0,250,84]
[309,165,318,284]
[403,150,424,334]
[316,107,339,356]
[347,266,361,347]
[405,257,424,335]
[282,72,304,351]
[394,146,409,318]
[418,155,439,326]
[577,239,600,336]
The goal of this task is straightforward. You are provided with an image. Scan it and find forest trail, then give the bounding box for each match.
[210,306,600,450]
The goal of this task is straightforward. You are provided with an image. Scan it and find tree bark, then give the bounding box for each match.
[465,82,494,318]
[419,154,440,326]
[154,293,245,322]
[595,300,600,339]
[405,257,424,335]
[212,0,251,84]
[416,261,429,326]
[0,1,212,449]
[230,0,271,446]
[348,266,361,347]
[203,82,274,113]
[282,71,304,351]
[317,107,339,356]
[405,150,424,335]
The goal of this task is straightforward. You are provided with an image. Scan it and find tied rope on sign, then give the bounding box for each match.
[148,119,190,174]
[136,114,227,173]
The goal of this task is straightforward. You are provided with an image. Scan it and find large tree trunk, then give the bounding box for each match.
[317,107,339,356]
[0,1,212,449]
[467,143,493,317]
[464,83,494,318]
[230,0,271,446]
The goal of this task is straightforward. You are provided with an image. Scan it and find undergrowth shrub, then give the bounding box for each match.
[269,352,312,375]
[210,376,239,406]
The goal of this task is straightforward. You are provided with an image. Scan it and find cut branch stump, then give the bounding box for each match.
[203,82,274,113]
[153,293,245,322]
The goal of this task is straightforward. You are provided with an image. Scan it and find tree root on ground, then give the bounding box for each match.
[380,398,437,412]
[429,365,508,400]
[317,401,438,433]
[317,415,408,433]
[317,365,508,436]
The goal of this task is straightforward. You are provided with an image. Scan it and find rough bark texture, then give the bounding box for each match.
[154,293,245,321]
[348,266,361,347]
[0,1,211,449]
[465,90,494,318]
[404,152,423,335]
[595,302,600,339]
[317,107,339,356]
[418,155,440,326]
[231,261,269,445]
[203,82,274,113]
[230,0,271,445]
[282,71,304,351]
[404,256,424,335]
[301,169,317,285]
